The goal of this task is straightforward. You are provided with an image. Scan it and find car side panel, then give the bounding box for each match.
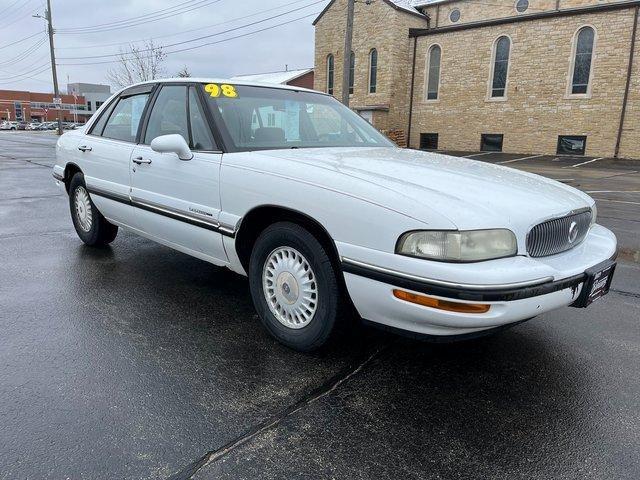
[129,145,227,263]
[219,152,427,275]
[56,130,138,226]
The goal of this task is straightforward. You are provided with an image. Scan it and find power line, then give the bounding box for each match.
[0,0,23,17]
[0,74,51,86]
[0,36,47,67]
[0,51,51,76]
[56,0,224,34]
[57,0,211,31]
[0,62,50,81]
[0,0,42,30]
[57,1,323,60]
[0,68,51,86]
[59,11,319,66]
[55,0,315,50]
[0,31,45,51]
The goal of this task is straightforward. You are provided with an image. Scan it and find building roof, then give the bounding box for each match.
[229,68,313,85]
[313,0,429,26]
[409,0,640,37]
[410,0,450,6]
[388,0,424,15]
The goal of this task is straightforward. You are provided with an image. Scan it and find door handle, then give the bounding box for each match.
[132,156,152,165]
[78,145,92,152]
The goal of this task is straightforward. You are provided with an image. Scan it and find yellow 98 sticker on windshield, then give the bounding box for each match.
[205,83,238,98]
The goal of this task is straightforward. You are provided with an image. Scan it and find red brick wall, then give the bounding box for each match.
[0,89,86,122]
[286,71,315,89]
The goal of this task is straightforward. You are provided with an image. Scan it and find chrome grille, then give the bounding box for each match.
[526,210,592,257]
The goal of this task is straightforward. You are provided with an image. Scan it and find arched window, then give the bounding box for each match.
[369,49,378,93]
[571,26,595,95]
[326,54,335,95]
[349,51,355,95]
[490,36,511,98]
[426,45,441,100]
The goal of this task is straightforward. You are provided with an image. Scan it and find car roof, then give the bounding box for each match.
[118,77,325,96]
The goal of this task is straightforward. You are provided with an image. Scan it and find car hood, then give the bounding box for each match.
[252,147,594,233]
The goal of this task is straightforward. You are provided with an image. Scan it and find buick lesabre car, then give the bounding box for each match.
[53,79,617,351]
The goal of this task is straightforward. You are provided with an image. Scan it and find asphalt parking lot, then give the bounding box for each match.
[1,131,639,479]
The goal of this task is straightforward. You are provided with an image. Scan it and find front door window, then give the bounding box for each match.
[144,86,189,145]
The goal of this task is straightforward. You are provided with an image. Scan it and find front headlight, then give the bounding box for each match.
[396,229,518,262]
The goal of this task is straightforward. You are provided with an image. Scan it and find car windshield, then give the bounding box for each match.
[200,83,393,152]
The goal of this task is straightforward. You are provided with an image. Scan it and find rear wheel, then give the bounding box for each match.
[249,222,342,351]
[68,172,118,246]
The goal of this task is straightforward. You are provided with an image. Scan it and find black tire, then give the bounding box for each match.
[68,172,118,246]
[249,222,342,352]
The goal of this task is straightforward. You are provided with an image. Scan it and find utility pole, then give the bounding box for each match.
[38,0,63,135]
[341,0,354,107]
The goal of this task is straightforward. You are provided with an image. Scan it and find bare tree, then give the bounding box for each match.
[106,40,166,88]
[177,66,191,78]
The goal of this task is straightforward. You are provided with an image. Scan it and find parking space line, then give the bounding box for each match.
[586,190,640,194]
[497,154,544,164]
[593,198,640,205]
[464,152,494,158]
[567,157,605,168]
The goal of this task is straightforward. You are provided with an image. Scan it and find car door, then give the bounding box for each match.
[78,84,154,228]
[129,83,226,263]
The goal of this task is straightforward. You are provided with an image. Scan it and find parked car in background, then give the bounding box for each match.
[53,79,618,351]
[1,121,19,130]
[38,122,57,130]
[26,122,41,130]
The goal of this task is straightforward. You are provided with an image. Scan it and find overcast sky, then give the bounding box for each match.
[0,0,330,93]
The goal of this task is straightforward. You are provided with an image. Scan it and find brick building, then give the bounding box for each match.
[0,90,87,123]
[313,0,640,159]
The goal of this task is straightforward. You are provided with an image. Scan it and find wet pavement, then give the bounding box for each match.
[1,131,639,479]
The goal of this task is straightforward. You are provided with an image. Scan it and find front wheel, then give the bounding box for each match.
[68,172,118,246]
[249,222,343,351]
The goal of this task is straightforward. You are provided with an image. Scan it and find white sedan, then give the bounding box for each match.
[52,79,617,351]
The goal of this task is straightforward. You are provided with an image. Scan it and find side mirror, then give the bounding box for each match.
[150,134,193,161]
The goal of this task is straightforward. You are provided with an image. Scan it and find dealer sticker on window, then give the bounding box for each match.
[205,83,239,98]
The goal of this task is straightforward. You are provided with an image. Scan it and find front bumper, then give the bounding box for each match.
[339,224,617,336]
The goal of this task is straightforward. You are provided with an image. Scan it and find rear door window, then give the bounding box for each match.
[102,93,150,143]
[88,100,115,136]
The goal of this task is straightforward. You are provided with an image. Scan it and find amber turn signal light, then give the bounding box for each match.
[392,289,490,314]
